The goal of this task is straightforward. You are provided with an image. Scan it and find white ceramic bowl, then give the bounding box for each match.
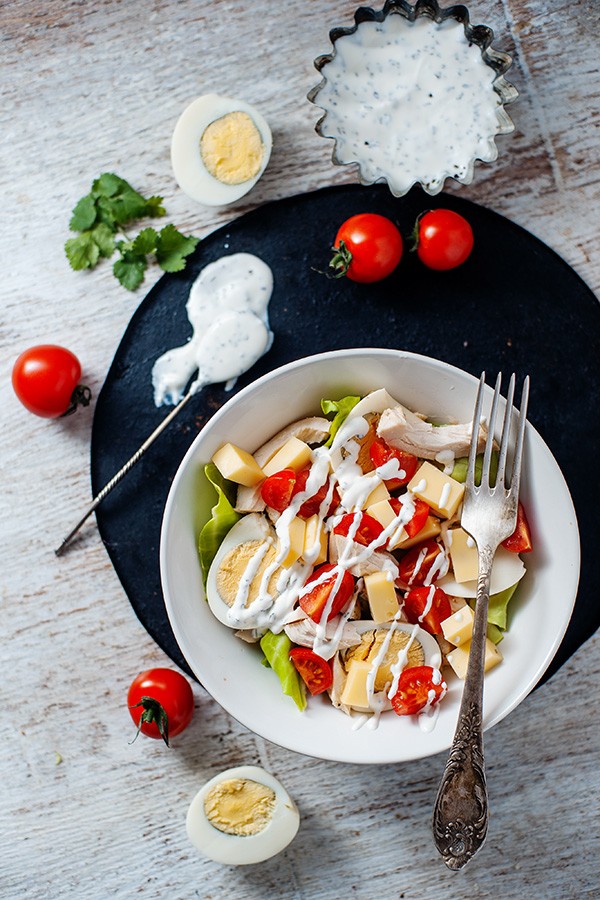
[160,349,580,764]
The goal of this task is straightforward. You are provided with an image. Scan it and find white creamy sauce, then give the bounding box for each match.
[435,449,455,474]
[317,14,501,195]
[152,253,273,406]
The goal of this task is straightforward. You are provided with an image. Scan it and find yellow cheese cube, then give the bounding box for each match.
[407,461,465,519]
[277,517,306,568]
[262,438,312,477]
[449,527,479,583]
[364,572,399,623]
[363,481,390,509]
[441,604,475,646]
[395,515,441,549]
[446,637,503,680]
[340,659,372,709]
[303,514,327,565]
[366,499,406,549]
[212,443,264,486]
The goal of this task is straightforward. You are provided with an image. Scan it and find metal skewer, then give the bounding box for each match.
[55,388,196,556]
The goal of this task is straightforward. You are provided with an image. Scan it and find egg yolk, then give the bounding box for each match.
[200,112,264,185]
[204,778,276,836]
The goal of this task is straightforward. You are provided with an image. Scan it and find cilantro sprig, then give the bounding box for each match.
[65,173,199,291]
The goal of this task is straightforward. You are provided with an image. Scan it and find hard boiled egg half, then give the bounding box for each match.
[186,766,300,864]
[171,94,272,206]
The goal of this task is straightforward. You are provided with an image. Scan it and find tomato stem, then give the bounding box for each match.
[60,384,92,418]
[128,696,170,746]
[328,239,353,278]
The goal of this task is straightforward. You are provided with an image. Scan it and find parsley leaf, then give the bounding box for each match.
[113,252,147,291]
[156,224,199,273]
[65,232,101,270]
[132,227,159,256]
[91,222,116,258]
[69,194,97,232]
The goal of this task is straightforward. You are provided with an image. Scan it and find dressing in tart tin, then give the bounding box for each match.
[308,0,518,196]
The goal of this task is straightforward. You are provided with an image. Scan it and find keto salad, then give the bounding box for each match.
[200,388,532,729]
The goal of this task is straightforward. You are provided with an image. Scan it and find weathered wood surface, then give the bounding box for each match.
[1,1,598,897]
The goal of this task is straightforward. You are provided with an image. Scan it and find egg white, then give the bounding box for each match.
[171,94,272,206]
[186,765,299,865]
[437,546,526,598]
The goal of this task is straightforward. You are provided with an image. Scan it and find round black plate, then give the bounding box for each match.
[91,184,599,683]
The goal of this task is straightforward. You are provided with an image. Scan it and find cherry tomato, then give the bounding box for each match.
[397,539,444,587]
[390,665,446,716]
[402,585,452,635]
[389,497,430,539]
[127,668,194,746]
[260,468,297,512]
[415,209,474,271]
[369,437,419,489]
[289,647,333,695]
[12,344,91,418]
[330,213,403,283]
[293,466,340,518]
[502,502,533,553]
[300,563,355,623]
[333,512,384,547]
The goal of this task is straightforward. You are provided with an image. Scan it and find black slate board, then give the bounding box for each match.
[91,184,600,684]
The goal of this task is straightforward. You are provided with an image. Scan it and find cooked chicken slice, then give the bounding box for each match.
[329,653,352,715]
[235,416,331,512]
[329,533,399,580]
[283,611,363,651]
[377,403,488,461]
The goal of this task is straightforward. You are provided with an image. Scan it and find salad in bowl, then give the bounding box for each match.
[160,350,579,763]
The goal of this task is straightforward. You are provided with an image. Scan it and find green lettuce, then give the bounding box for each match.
[470,582,520,644]
[198,463,241,584]
[451,450,499,487]
[321,395,361,447]
[259,631,306,711]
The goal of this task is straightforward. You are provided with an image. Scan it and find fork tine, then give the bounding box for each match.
[481,373,502,488]
[496,373,516,489]
[509,375,530,493]
[467,373,486,491]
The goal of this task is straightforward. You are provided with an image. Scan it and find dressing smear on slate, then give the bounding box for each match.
[152,253,274,406]
[315,15,502,195]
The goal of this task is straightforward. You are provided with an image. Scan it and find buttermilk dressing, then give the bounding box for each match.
[152,253,273,406]
[315,15,502,195]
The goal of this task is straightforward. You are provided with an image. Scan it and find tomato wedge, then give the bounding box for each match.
[293,466,340,518]
[402,586,451,635]
[390,666,446,716]
[289,647,333,695]
[369,437,419,489]
[300,563,355,623]
[260,466,339,518]
[333,512,384,547]
[502,501,533,553]
[397,539,445,587]
[389,497,430,540]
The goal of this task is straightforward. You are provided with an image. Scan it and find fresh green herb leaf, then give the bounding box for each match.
[198,463,241,583]
[91,222,116,258]
[259,631,306,711]
[156,224,199,273]
[69,194,97,232]
[65,232,100,270]
[321,395,361,447]
[92,172,126,198]
[132,227,159,256]
[113,252,147,291]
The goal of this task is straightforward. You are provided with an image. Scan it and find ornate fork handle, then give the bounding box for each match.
[432,542,495,870]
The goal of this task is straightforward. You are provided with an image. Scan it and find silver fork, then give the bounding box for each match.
[432,371,530,870]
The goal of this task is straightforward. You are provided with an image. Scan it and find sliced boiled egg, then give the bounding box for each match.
[171,94,272,206]
[186,765,299,865]
[437,545,526,598]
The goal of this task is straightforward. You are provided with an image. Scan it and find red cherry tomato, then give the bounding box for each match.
[415,209,474,271]
[397,539,445,587]
[127,668,194,746]
[390,665,447,716]
[502,502,533,553]
[402,586,452,635]
[260,468,297,512]
[389,497,430,540]
[293,466,340,518]
[333,512,384,547]
[369,437,419,489]
[289,647,333,695]
[330,213,403,283]
[300,563,355,623]
[12,344,91,418]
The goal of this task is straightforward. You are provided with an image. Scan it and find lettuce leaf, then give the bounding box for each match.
[470,582,519,643]
[321,395,361,447]
[198,463,241,584]
[259,631,306,711]
[451,451,499,486]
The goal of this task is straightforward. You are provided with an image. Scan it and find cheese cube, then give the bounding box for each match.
[446,637,503,679]
[340,659,371,709]
[363,481,390,509]
[212,443,264,486]
[277,517,306,568]
[366,499,405,549]
[364,572,399,623]
[303,514,327,565]
[395,515,441,549]
[262,438,312,476]
[441,604,475,646]
[407,461,465,519]
[449,527,479,583]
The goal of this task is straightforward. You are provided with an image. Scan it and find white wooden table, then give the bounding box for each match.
[2,1,598,897]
